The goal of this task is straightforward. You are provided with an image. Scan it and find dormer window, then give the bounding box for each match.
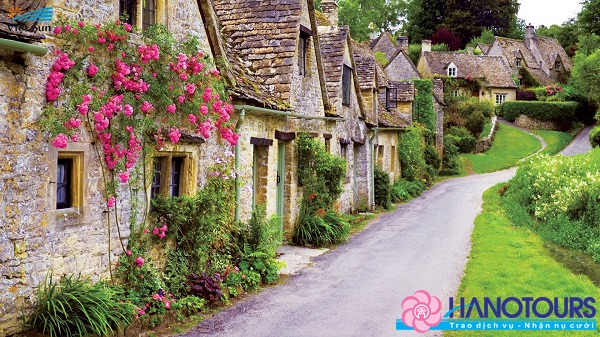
[555,61,561,70]
[515,58,522,67]
[447,63,457,77]
[539,61,543,67]
[386,87,397,109]
[298,26,313,77]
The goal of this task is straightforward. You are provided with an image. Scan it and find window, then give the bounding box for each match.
[515,58,522,67]
[55,152,84,210]
[150,155,189,199]
[342,64,352,106]
[539,61,543,67]
[518,78,523,86]
[298,26,312,77]
[448,66,457,77]
[451,90,459,97]
[119,0,136,25]
[340,143,348,158]
[386,87,397,109]
[56,159,72,209]
[495,93,507,105]
[142,0,156,31]
[555,61,561,70]
[377,145,384,168]
[391,146,396,172]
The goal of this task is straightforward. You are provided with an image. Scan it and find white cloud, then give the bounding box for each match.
[518,0,582,27]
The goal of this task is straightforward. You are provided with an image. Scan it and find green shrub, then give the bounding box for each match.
[391,183,411,202]
[501,101,578,125]
[292,211,350,247]
[590,126,600,147]
[442,135,461,172]
[424,144,441,170]
[26,274,134,337]
[413,80,436,133]
[447,126,476,153]
[398,126,430,182]
[456,98,495,137]
[392,179,427,199]
[374,166,392,209]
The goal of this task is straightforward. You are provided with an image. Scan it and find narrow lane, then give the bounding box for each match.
[561,125,593,156]
[180,169,516,337]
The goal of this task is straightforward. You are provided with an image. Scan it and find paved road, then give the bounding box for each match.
[180,169,516,337]
[561,125,593,156]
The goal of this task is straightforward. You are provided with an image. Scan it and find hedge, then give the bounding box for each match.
[501,101,578,123]
[590,126,600,148]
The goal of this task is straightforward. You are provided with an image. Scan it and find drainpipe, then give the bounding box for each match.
[369,127,378,211]
[0,38,48,56]
[234,108,246,222]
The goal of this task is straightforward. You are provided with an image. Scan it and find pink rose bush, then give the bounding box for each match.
[401,290,442,333]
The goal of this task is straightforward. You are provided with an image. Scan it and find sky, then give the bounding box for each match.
[518,0,583,28]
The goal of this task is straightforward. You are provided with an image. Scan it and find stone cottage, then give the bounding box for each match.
[0,0,216,334]
[485,25,572,86]
[369,32,397,62]
[418,40,518,104]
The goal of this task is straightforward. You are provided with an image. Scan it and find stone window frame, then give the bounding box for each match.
[385,86,397,109]
[495,93,507,105]
[515,58,522,67]
[49,143,88,217]
[117,0,167,31]
[447,65,457,77]
[555,60,561,70]
[149,151,196,201]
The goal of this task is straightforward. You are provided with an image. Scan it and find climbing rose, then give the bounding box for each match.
[87,63,99,76]
[401,290,442,333]
[126,250,132,256]
[168,128,180,144]
[52,134,68,148]
[106,197,116,208]
[167,104,176,114]
[135,256,144,267]
[118,171,130,183]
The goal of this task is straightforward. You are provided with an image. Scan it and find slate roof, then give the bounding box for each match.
[536,36,573,72]
[352,41,378,90]
[422,52,517,88]
[477,43,491,54]
[384,48,421,81]
[369,32,397,60]
[493,37,555,85]
[212,0,304,110]
[318,26,349,107]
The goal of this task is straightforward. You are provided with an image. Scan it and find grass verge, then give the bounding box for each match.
[445,186,600,337]
[533,130,574,155]
[461,123,540,174]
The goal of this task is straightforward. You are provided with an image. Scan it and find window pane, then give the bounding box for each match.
[342,65,351,106]
[299,37,306,76]
[57,159,72,209]
[150,158,162,199]
[170,157,183,197]
[119,0,136,25]
[142,0,156,30]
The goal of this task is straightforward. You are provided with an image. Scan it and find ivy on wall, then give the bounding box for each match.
[413,79,436,136]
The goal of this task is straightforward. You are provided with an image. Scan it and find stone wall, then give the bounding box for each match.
[513,114,570,131]
[476,117,498,153]
[0,0,214,334]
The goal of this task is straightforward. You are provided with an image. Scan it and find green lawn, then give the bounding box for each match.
[462,123,540,174]
[445,187,600,337]
[533,129,574,155]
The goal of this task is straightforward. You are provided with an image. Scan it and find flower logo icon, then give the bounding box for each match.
[401,290,442,333]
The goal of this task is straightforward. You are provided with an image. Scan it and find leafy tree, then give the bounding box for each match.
[570,48,600,107]
[405,0,445,43]
[442,0,519,46]
[338,0,408,41]
[536,19,580,55]
[578,0,600,36]
[467,28,495,47]
[431,27,461,50]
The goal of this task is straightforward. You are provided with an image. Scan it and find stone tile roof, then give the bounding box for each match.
[536,36,573,72]
[477,43,491,54]
[318,26,349,106]
[352,41,378,90]
[212,0,304,110]
[495,37,538,68]
[376,66,409,128]
[423,52,517,88]
[369,32,396,60]
[390,81,415,102]
[384,48,421,81]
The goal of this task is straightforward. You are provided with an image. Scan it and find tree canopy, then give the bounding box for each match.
[337,0,408,41]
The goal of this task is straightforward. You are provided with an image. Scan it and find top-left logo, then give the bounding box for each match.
[9,7,53,22]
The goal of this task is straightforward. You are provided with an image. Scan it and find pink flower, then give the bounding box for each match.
[164,299,171,309]
[107,197,116,208]
[126,250,132,256]
[118,171,130,183]
[87,63,99,76]
[152,293,162,301]
[54,26,62,35]
[72,29,78,34]
[123,104,134,116]
[160,225,167,232]
[152,227,159,235]
[107,43,114,51]
[78,21,84,27]
[188,114,197,124]
[167,104,176,114]
[124,23,132,32]
[65,25,71,31]
[143,228,149,234]
[401,290,442,333]
[135,256,145,267]
[186,83,196,95]
[178,95,185,104]
[140,101,154,114]
[52,134,68,148]
[158,232,166,239]
[168,128,180,144]
[71,133,79,142]
[88,46,95,53]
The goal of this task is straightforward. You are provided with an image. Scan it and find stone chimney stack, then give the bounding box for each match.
[467,46,473,55]
[421,40,432,54]
[321,0,338,26]
[525,24,535,49]
[397,36,409,53]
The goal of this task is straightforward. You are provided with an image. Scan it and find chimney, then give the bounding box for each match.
[421,40,431,54]
[321,0,338,26]
[525,24,535,49]
[397,36,409,53]
[467,46,473,55]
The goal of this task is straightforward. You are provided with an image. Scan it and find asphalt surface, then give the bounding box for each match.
[561,125,593,156]
[179,169,516,337]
